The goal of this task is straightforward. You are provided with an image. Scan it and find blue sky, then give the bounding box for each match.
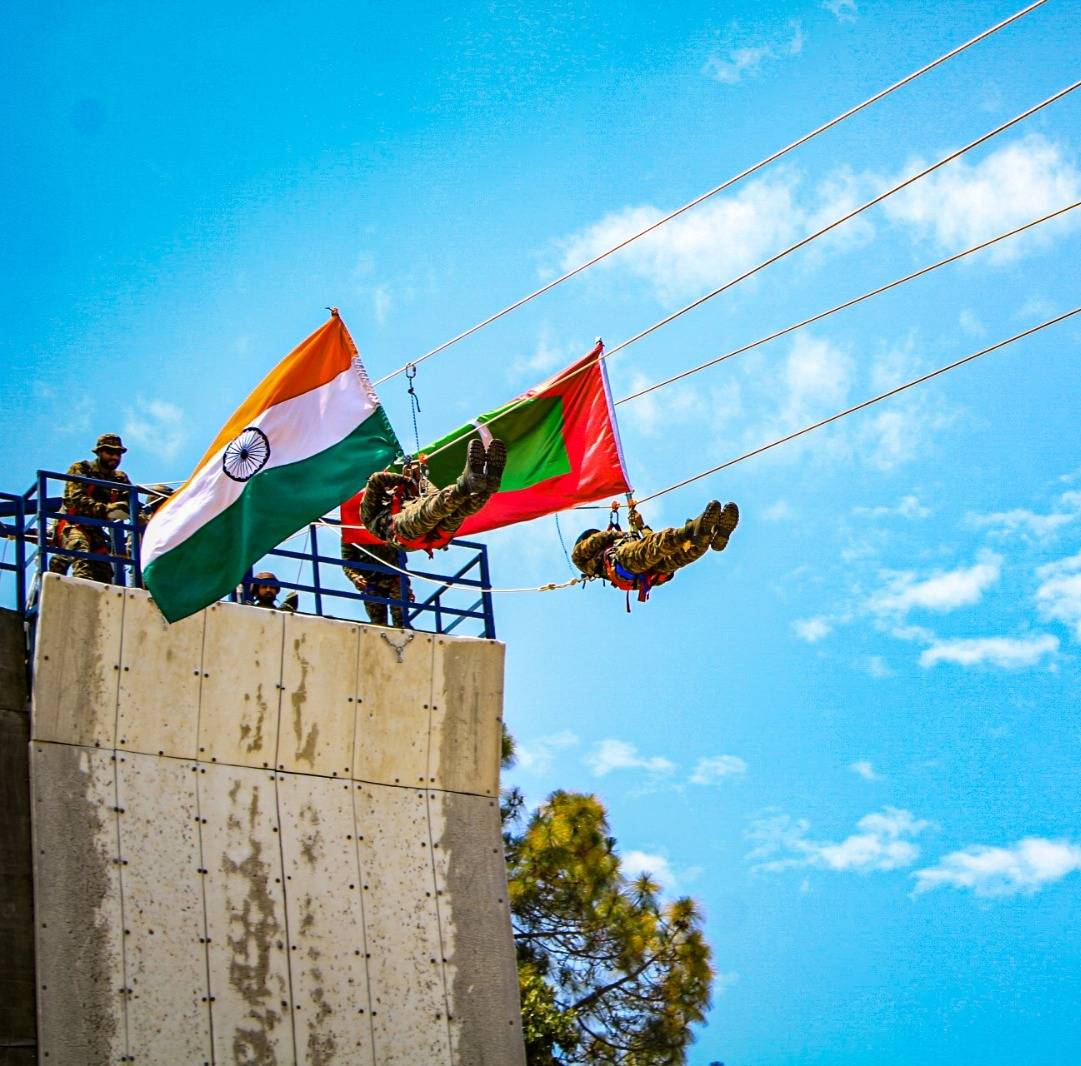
[3,1,1081,1062]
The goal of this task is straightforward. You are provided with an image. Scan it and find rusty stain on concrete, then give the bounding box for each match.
[220,782,283,1062]
[291,636,320,767]
[306,973,337,1066]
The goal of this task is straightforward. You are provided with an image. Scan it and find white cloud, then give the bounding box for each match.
[919,634,1059,669]
[622,849,679,891]
[123,398,188,461]
[585,739,675,778]
[884,135,1081,260]
[870,551,1002,616]
[620,372,708,437]
[510,328,591,383]
[763,499,793,522]
[793,616,832,643]
[714,970,740,995]
[748,807,929,874]
[372,283,392,325]
[557,175,804,304]
[865,656,893,679]
[958,309,986,337]
[516,730,579,775]
[1036,551,1081,639]
[854,495,930,519]
[849,760,881,781]
[703,21,804,85]
[823,0,858,22]
[967,501,1079,541]
[914,837,1081,897]
[690,755,747,784]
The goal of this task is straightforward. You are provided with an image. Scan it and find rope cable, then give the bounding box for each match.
[603,78,1081,360]
[371,0,1050,387]
[616,199,1081,405]
[635,306,1081,506]
[393,79,1081,474]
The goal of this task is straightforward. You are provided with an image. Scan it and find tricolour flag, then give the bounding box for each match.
[144,312,400,622]
[342,340,630,544]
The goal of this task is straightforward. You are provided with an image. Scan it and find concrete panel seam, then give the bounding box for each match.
[192,759,218,1063]
[111,751,134,1063]
[271,771,301,1065]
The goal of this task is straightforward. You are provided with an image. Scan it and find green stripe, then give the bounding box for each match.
[145,409,400,622]
[423,395,570,490]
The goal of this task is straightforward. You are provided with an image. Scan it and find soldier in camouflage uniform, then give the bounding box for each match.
[572,500,739,599]
[49,433,134,584]
[361,437,507,549]
[341,540,411,628]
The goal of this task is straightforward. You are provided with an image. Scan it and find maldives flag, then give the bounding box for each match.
[341,340,630,543]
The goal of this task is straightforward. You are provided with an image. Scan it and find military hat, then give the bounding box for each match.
[253,571,280,589]
[94,433,127,454]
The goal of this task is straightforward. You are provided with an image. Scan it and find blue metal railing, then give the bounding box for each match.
[0,470,495,639]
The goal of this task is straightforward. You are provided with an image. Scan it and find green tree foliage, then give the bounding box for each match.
[504,789,714,1064]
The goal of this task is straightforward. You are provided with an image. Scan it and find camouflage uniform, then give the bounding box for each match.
[50,435,134,584]
[361,439,507,548]
[342,540,411,628]
[572,500,739,582]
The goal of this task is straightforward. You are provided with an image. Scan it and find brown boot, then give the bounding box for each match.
[457,438,488,494]
[711,502,739,551]
[693,500,723,547]
[484,438,507,493]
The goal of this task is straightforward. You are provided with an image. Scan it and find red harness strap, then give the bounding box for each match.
[384,483,453,557]
[602,546,674,609]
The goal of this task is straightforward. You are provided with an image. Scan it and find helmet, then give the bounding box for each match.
[94,433,127,454]
[253,571,280,590]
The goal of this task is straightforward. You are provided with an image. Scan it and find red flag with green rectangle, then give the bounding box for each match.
[341,341,630,543]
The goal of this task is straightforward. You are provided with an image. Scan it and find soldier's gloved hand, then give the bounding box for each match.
[107,505,130,521]
[281,591,299,613]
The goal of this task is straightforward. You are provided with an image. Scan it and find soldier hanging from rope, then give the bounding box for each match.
[360,437,507,554]
[571,498,739,606]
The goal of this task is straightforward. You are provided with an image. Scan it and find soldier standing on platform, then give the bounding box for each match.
[246,572,298,612]
[49,433,134,584]
[341,540,412,628]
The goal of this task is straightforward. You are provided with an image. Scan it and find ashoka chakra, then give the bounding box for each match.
[223,427,271,482]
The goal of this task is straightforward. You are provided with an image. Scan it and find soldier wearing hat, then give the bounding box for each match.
[246,571,298,613]
[49,433,134,584]
[571,500,740,605]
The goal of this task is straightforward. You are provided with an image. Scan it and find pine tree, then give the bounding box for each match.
[504,786,714,1064]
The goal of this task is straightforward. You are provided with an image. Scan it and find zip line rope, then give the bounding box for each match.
[371,0,1050,387]
[615,199,1081,405]
[392,78,1081,473]
[603,77,1081,360]
[634,306,1081,506]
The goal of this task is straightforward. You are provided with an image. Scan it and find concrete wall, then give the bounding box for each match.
[0,608,35,1065]
[29,573,525,1066]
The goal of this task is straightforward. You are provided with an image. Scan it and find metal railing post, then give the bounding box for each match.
[35,471,48,583]
[14,495,26,616]
[478,544,496,639]
[130,482,142,588]
[310,523,323,617]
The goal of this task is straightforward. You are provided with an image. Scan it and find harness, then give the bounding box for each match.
[383,481,452,557]
[603,547,674,604]
[598,499,673,611]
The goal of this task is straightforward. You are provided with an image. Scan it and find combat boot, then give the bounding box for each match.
[457,438,488,495]
[693,500,724,547]
[484,438,507,493]
[711,502,740,551]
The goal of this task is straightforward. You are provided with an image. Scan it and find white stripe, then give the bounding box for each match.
[143,365,378,567]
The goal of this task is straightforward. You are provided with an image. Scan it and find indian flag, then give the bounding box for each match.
[143,311,401,622]
[341,340,630,544]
